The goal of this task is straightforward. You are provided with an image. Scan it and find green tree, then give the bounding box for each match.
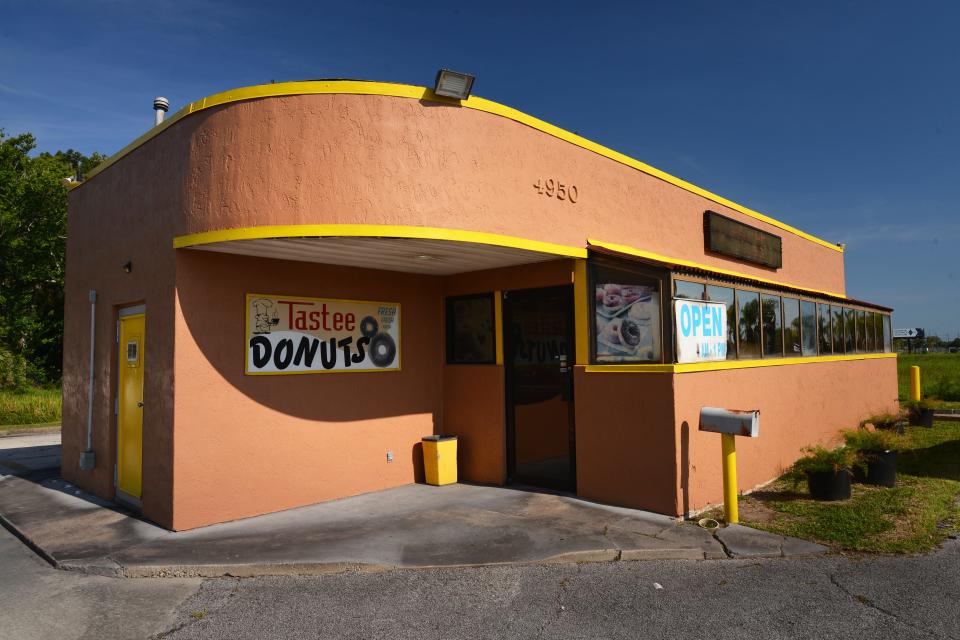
[0,129,104,385]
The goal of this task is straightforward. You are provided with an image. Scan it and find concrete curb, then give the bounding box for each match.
[52,547,715,579]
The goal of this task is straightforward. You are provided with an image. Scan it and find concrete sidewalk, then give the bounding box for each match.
[0,469,828,577]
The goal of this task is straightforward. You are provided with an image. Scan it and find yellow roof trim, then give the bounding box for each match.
[173,223,589,259]
[78,80,841,253]
[585,352,896,374]
[589,238,846,299]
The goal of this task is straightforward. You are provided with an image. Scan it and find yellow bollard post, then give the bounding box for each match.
[721,433,738,524]
[910,366,921,402]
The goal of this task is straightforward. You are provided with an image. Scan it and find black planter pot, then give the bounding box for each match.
[909,408,935,428]
[806,469,851,501]
[855,450,897,487]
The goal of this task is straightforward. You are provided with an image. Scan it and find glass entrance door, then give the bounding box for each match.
[504,286,576,491]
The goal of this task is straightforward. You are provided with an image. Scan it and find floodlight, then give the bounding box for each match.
[434,69,475,100]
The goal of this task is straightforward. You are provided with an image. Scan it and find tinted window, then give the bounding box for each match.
[446,294,496,364]
[818,304,832,354]
[674,280,705,300]
[783,298,801,355]
[707,285,737,360]
[833,306,845,354]
[857,311,867,353]
[801,301,818,356]
[883,315,892,352]
[761,294,783,357]
[844,308,856,353]
[737,290,761,359]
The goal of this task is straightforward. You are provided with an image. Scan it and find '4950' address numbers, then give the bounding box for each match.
[533,178,578,203]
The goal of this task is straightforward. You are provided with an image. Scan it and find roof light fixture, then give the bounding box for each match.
[433,69,475,100]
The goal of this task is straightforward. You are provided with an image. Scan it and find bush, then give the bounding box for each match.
[791,445,859,475]
[861,411,904,430]
[842,428,901,452]
[0,346,29,389]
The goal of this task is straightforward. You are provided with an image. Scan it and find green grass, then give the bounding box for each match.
[0,387,62,427]
[732,421,960,553]
[897,353,960,404]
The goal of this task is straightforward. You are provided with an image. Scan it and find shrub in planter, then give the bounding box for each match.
[903,399,941,428]
[842,428,899,488]
[791,446,857,501]
[861,410,907,434]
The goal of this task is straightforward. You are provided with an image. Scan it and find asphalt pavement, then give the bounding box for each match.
[161,539,960,640]
[0,526,198,640]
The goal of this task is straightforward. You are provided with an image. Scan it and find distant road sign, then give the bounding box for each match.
[893,328,925,339]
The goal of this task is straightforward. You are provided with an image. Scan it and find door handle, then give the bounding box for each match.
[137,402,144,408]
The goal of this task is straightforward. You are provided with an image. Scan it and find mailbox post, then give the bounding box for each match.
[699,407,760,524]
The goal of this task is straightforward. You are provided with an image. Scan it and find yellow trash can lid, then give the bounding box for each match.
[422,435,457,442]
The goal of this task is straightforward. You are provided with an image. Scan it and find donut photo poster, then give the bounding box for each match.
[595,282,660,362]
[245,294,400,374]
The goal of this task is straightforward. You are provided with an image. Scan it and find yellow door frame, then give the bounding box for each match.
[116,304,145,507]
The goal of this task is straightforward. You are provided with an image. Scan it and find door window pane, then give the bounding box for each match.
[801,300,818,356]
[761,294,783,357]
[833,306,845,354]
[674,280,705,300]
[707,285,737,360]
[844,308,856,353]
[445,294,496,364]
[818,304,832,354]
[736,290,761,359]
[783,298,801,355]
[594,266,661,363]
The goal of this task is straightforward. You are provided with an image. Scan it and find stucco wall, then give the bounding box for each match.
[171,251,444,530]
[572,369,679,515]
[63,135,184,527]
[674,357,899,515]
[163,93,844,294]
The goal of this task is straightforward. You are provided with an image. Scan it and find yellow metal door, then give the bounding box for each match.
[117,313,145,499]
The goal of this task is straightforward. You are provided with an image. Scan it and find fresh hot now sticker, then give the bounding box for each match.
[245,294,401,374]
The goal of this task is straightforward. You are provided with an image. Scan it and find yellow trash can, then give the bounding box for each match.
[422,435,457,486]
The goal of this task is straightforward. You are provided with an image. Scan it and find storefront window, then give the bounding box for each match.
[873,313,883,353]
[833,306,845,354]
[761,294,782,357]
[594,265,661,363]
[844,308,856,353]
[445,294,496,364]
[883,314,892,352]
[674,280,705,300]
[800,300,818,356]
[864,311,874,351]
[736,290,761,359]
[783,298,801,355]
[856,310,867,352]
[818,304,832,354]
[707,285,737,360]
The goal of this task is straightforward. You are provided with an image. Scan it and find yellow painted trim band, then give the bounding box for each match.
[589,238,846,299]
[585,352,896,374]
[174,224,588,259]
[572,260,589,366]
[81,80,840,253]
[494,292,504,366]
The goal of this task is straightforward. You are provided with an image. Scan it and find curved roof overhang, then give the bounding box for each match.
[79,79,842,255]
[175,224,587,276]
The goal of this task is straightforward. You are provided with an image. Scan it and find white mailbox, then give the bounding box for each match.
[698,407,760,438]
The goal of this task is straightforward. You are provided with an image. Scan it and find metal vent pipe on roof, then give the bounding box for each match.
[153,96,169,126]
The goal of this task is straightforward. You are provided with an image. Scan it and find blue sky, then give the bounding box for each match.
[3,1,958,335]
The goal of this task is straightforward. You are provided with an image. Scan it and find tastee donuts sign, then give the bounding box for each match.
[245,294,401,374]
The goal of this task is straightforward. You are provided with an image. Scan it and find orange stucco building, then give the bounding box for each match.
[62,80,897,530]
